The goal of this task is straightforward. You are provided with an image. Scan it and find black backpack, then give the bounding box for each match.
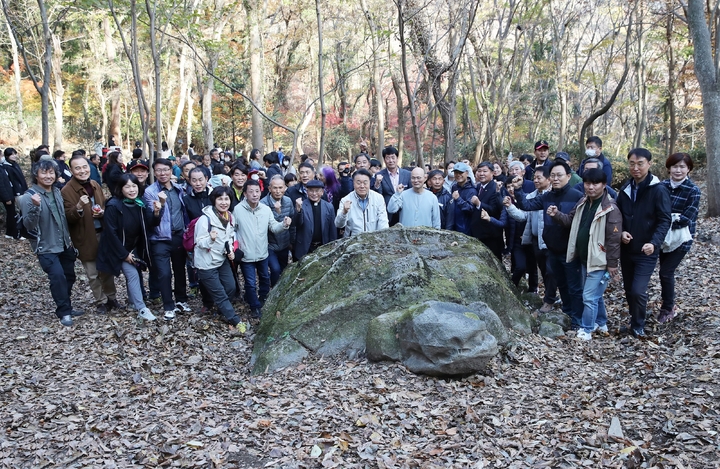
[16,189,39,240]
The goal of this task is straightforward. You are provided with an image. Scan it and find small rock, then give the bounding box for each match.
[39,327,51,334]
[538,321,565,338]
[608,416,624,439]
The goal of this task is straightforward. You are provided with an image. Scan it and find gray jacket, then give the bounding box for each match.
[19,184,73,254]
[261,194,296,251]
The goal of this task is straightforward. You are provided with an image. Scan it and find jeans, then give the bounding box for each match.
[659,248,687,311]
[37,246,77,318]
[121,261,147,312]
[580,267,610,333]
[240,258,270,310]
[512,244,538,292]
[267,247,289,287]
[620,250,659,330]
[532,238,557,304]
[547,251,583,327]
[198,260,240,325]
[149,233,187,311]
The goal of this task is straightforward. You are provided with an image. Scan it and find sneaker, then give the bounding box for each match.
[70,310,85,317]
[632,328,647,339]
[538,303,553,314]
[576,330,592,341]
[17,237,26,241]
[4,235,13,239]
[138,308,157,321]
[60,315,73,327]
[175,302,192,313]
[596,324,609,336]
[97,303,108,314]
[250,308,262,319]
[164,309,177,320]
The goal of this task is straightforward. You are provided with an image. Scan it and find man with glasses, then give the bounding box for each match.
[387,167,440,228]
[336,169,389,237]
[144,158,192,320]
[512,161,584,328]
[616,148,671,338]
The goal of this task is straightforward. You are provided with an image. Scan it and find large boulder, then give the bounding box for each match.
[250,226,533,374]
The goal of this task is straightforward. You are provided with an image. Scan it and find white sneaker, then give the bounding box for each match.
[596,324,609,335]
[164,309,177,320]
[18,237,26,241]
[175,302,192,313]
[138,308,157,321]
[4,235,13,239]
[576,330,592,341]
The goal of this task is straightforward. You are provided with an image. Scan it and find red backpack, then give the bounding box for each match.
[182,216,211,252]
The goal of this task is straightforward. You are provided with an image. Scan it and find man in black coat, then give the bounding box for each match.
[372,146,411,226]
[469,162,504,259]
[293,180,337,261]
[616,148,671,338]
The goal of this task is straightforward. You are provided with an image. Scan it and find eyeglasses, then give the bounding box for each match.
[549,173,567,179]
[155,168,172,174]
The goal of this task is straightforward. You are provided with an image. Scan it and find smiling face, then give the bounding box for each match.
[454,170,468,186]
[549,166,571,190]
[122,180,139,199]
[37,167,56,190]
[190,170,208,193]
[154,163,173,185]
[308,187,324,203]
[476,165,493,184]
[70,157,91,182]
[231,168,247,188]
[214,193,231,213]
[410,167,426,191]
[131,167,149,184]
[508,164,523,179]
[669,160,690,182]
[353,173,371,198]
[269,178,286,200]
[534,172,550,191]
[355,155,370,171]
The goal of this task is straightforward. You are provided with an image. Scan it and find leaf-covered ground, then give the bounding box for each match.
[1,216,719,468]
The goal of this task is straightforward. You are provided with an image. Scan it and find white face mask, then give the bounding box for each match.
[251,174,259,181]
[585,149,596,157]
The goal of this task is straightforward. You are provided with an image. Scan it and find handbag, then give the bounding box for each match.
[662,213,692,253]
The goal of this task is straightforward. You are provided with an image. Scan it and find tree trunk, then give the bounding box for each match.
[665,3,677,156]
[360,0,384,156]
[397,0,423,166]
[246,0,264,150]
[686,0,720,216]
[50,32,65,149]
[186,85,194,151]
[167,45,189,150]
[392,74,405,161]
[6,19,26,144]
[315,0,326,166]
[37,0,52,146]
[146,0,163,152]
[633,3,647,149]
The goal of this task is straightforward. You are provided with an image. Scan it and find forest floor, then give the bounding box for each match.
[0,192,719,468]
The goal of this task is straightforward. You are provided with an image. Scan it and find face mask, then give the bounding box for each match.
[585,149,596,157]
[251,174,259,181]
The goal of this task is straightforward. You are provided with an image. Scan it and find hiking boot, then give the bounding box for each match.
[175,302,192,313]
[106,298,122,310]
[576,330,592,341]
[538,303,553,314]
[164,309,177,320]
[657,307,676,324]
[138,308,157,321]
[97,303,107,314]
[60,315,73,327]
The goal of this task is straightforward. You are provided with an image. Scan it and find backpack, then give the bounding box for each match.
[182,216,212,252]
[16,189,39,240]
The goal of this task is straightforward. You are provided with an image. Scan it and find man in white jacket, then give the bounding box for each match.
[233,179,291,318]
[335,169,389,237]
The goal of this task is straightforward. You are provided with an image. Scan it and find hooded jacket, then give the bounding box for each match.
[194,205,236,270]
[233,199,288,262]
[617,173,671,254]
[552,189,622,271]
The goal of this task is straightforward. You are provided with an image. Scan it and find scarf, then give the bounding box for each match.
[214,207,230,228]
[123,198,145,208]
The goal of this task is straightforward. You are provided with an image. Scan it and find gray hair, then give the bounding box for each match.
[508,161,525,171]
[269,174,286,184]
[583,157,604,170]
[31,159,59,184]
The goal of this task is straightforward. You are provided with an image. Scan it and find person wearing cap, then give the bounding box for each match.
[387,167,441,229]
[427,169,454,230]
[261,175,297,285]
[524,140,553,181]
[127,159,150,187]
[373,146,411,227]
[579,136,613,184]
[335,169,389,237]
[294,179,337,261]
[449,161,477,236]
[554,152,582,186]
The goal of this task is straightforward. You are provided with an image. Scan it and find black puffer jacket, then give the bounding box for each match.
[617,173,671,254]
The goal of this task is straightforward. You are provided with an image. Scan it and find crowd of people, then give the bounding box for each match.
[0,136,700,340]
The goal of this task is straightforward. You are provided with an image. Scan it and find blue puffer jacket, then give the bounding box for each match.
[515,183,583,254]
[450,181,477,235]
[430,187,455,230]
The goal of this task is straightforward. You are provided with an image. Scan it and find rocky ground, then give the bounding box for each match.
[0,213,718,468]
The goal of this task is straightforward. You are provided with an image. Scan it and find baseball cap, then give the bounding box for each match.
[127,159,150,171]
[452,162,471,174]
[554,151,570,162]
[534,140,549,150]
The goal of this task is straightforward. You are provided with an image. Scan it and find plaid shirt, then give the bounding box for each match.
[662,177,701,252]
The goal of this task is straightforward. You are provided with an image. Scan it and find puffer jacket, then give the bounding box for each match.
[617,173,671,254]
[553,190,622,271]
[507,188,550,250]
[194,205,236,270]
[261,193,296,250]
[233,199,288,262]
[449,180,477,235]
